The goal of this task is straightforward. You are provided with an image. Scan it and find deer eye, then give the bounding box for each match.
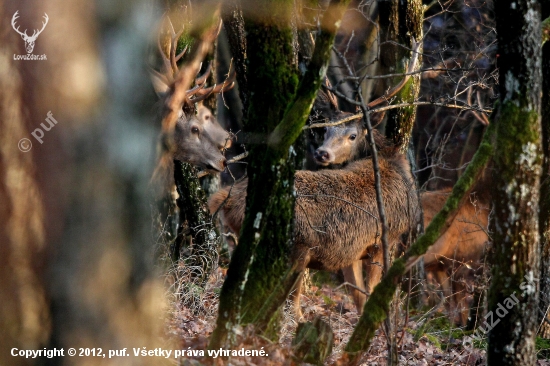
[191,126,199,134]
[349,134,357,141]
[323,127,328,133]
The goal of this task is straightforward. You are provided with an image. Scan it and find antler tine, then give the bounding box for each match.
[166,16,176,37]
[149,68,171,85]
[156,15,188,81]
[11,11,27,37]
[157,33,173,79]
[194,63,212,86]
[170,28,185,73]
[175,45,187,63]
[191,72,236,102]
[186,82,208,98]
[323,78,339,109]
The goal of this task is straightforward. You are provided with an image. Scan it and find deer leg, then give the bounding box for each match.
[452,279,470,326]
[451,267,474,326]
[342,260,367,314]
[432,269,454,319]
[289,254,309,320]
[364,256,383,299]
[289,271,305,319]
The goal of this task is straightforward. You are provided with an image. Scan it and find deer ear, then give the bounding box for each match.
[150,71,170,98]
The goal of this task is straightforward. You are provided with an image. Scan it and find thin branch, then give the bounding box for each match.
[297,193,378,221]
[335,282,370,296]
[305,100,492,130]
[303,113,363,129]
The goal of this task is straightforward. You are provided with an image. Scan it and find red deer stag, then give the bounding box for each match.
[150,17,234,188]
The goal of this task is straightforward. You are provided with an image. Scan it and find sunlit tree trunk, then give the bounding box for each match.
[378,0,422,149]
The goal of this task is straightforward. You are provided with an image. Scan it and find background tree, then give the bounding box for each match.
[538,5,550,339]
[0,1,166,365]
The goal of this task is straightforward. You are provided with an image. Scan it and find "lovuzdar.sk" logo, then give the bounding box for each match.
[11,11,48,61]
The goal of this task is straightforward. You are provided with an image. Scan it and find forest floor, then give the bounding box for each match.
[165,266,550,365]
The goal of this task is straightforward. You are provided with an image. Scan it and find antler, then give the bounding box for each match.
[153,15,235,104]
[29,13,49,41]
[323,78,340,110]
[11,11,27,38]
[11,12,49,40]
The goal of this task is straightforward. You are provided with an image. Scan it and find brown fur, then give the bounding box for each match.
[209,154,419,316]
[421,188,490,325]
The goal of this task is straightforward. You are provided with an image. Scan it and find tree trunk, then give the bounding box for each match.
[174,161,219,307]
[0,1,167,364]
[487,1,542,365]
[221,0,249,115]
[0,6,49,363]
[538,8,550,339]
[378,0,422,150]
[373,2,423,364]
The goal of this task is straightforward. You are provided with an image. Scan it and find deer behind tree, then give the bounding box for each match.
[316,120,490,324]
[209,152,419,316]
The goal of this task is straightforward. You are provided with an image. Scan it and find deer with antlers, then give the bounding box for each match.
[150,17,235,193]
[11,11,48,54]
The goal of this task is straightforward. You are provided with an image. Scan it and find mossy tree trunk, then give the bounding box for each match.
[487,1,543,365]
[372,2,423,364]
[378,0,422,149]
[538,9,550,339]
[209,0,350,348]
[174,161,219,294]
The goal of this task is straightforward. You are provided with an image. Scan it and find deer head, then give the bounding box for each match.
[151,16,235,172]
[11,11,49,54]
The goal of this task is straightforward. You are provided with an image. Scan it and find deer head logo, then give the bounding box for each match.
[11,11,49,54]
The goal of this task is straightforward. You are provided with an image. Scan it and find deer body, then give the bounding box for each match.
[421,189,489,325]
[209,154,418,315]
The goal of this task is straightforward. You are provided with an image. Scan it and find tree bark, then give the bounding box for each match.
[487,1,542,365]
[538,8,550,339]
[369,2,423,364]
[174,161,219,305]
[292,317,334,365]
[221,0,249,115]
